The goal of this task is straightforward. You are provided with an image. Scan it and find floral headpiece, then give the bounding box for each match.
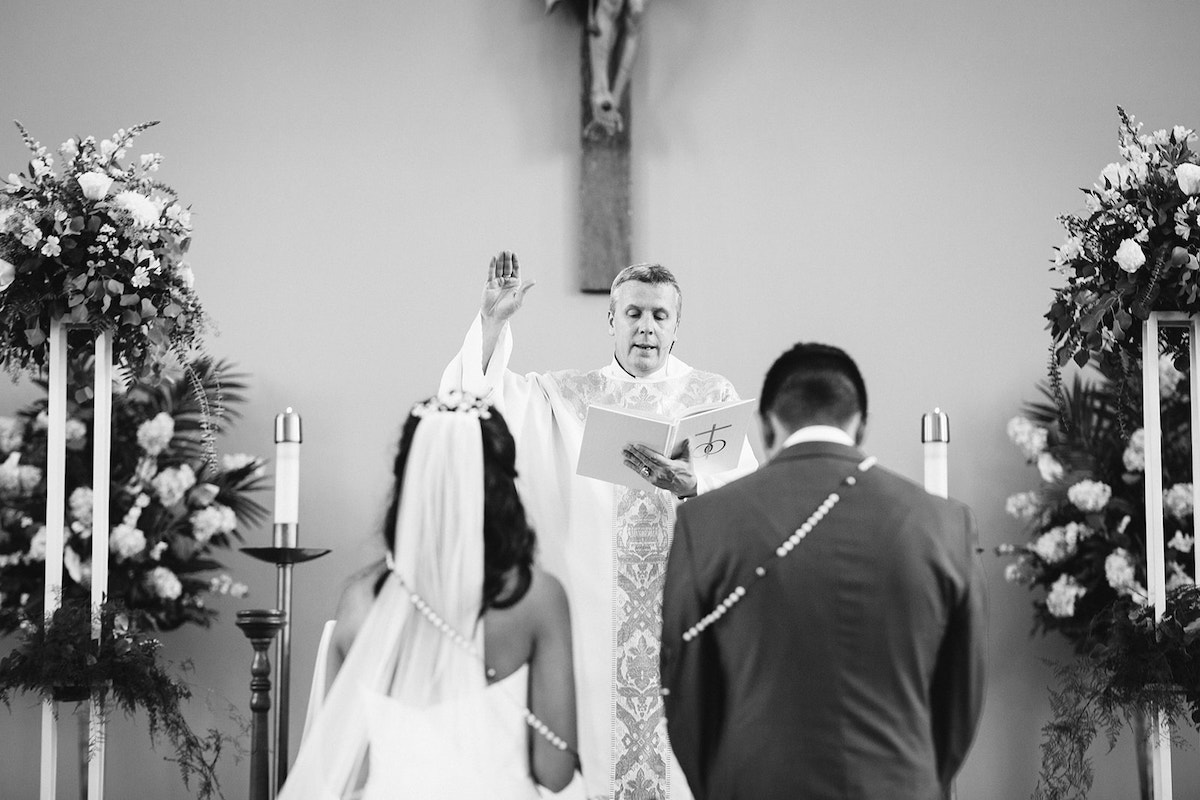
[410,390,493,420]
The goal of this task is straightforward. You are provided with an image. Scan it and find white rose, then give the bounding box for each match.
[1114,238,1146,273]
[1176,163,1200,196]
[151,464,196,507]
[190,503,237,544]
[0,257,14,293]
[148,566,182,600]
[1067,479,1112,512]
[76,171,114,201]
[1046,574,1087,618]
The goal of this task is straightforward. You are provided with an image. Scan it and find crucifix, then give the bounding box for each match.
[546,0,650,292]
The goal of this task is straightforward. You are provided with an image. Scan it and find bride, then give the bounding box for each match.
[279,392,579,798]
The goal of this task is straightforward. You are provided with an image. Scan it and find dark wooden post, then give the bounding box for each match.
[237,609,285,800]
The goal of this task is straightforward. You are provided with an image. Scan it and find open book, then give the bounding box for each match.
[576,398,756,489]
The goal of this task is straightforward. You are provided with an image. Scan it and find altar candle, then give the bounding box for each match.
[274,408,302,546]
[922,408,949,499]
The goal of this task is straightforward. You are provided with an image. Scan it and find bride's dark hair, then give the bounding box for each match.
[380,406,537,609]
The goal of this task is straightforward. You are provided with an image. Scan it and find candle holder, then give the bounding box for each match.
[236,609,285,800]
[241,545,331,793]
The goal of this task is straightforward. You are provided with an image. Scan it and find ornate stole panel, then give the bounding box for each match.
[549,368,736,800]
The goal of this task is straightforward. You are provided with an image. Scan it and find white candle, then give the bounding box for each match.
[922,408,949,499]
[274,408,302,546]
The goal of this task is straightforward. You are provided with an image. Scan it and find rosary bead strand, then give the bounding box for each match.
[681,456,876,643]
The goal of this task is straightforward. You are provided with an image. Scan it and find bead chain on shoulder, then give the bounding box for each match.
[394,574,571,752]
[681,456,877,643]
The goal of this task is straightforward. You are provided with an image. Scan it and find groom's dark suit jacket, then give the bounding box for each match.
[661,440,986,800]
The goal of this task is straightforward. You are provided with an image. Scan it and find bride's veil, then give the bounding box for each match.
[279,410,487,799]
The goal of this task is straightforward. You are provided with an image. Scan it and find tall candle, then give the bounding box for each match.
[922,408,949,499]
[274,408,302,547]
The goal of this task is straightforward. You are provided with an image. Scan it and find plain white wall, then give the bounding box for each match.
[4,1,1200,796]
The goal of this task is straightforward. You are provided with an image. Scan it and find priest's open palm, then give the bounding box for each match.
[481,250,535,323]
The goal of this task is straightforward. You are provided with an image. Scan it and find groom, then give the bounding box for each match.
[660,342,986,800]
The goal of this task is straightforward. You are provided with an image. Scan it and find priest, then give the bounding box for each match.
[440,252,757,800]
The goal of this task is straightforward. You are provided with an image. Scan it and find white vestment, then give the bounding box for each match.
[441,316,758,800]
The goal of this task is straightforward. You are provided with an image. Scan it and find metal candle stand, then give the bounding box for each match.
[241,543,330,795]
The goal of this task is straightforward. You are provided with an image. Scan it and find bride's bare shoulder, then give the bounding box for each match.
[525,566,570,627]
[332,561,387,650]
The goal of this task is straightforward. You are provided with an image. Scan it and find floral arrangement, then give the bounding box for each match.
[0,599,235,799]
[0,355,266,634]
[999,367,1198,798]
[0,121,206,382]
[998,364,1194,648]
[1046,108,1200,384]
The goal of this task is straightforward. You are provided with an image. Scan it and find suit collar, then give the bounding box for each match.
[769,439,866,465]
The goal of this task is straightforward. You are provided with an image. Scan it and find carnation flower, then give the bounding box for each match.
[136,411,175,456]
[69,486,94,525]
[64,418,87,451]
[110,523,147,561]
[1105,548,1147,602]
[1164,483,1194,519]
[190,504,237,544]
[0,416,24,453]
[111,190,159,228]
[1123,429,1146,472]
[1113,238,1146,273]
[1177,163,1200,196]
[22,526,49,563]
[1007,417,1048,460]
[209,573,249,598]
[1046,574,1087,618]
[1168,531,1194,553]
[1067,479,1111,512]
[1031,524,1083,564]
[152,464,196,507]
[148,566,182,600]
[1005,491,1041,521]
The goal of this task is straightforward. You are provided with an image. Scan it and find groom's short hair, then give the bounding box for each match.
[760,343,867,431]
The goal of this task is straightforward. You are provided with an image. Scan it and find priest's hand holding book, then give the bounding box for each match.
[623,440,698,499]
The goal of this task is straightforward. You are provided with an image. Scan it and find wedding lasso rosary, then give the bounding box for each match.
[387,562,573,753]
[680,455,877,643]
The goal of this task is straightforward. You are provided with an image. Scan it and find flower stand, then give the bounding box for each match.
[1138,312,1200,800]
[40,319,113,800]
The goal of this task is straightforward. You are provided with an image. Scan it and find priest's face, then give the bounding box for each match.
[608,280,680,377]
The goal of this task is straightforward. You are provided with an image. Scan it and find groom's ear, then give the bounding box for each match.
[759,413,775,451]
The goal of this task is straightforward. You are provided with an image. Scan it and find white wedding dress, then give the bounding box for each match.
[279,411,549,800]
[361,665,540,800]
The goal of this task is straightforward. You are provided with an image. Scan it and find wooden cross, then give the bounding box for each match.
[549,0,648,292]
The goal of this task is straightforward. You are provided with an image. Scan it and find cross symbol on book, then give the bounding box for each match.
[694,423,732,458]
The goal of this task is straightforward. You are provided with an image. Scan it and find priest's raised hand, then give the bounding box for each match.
[480,250,535,372]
